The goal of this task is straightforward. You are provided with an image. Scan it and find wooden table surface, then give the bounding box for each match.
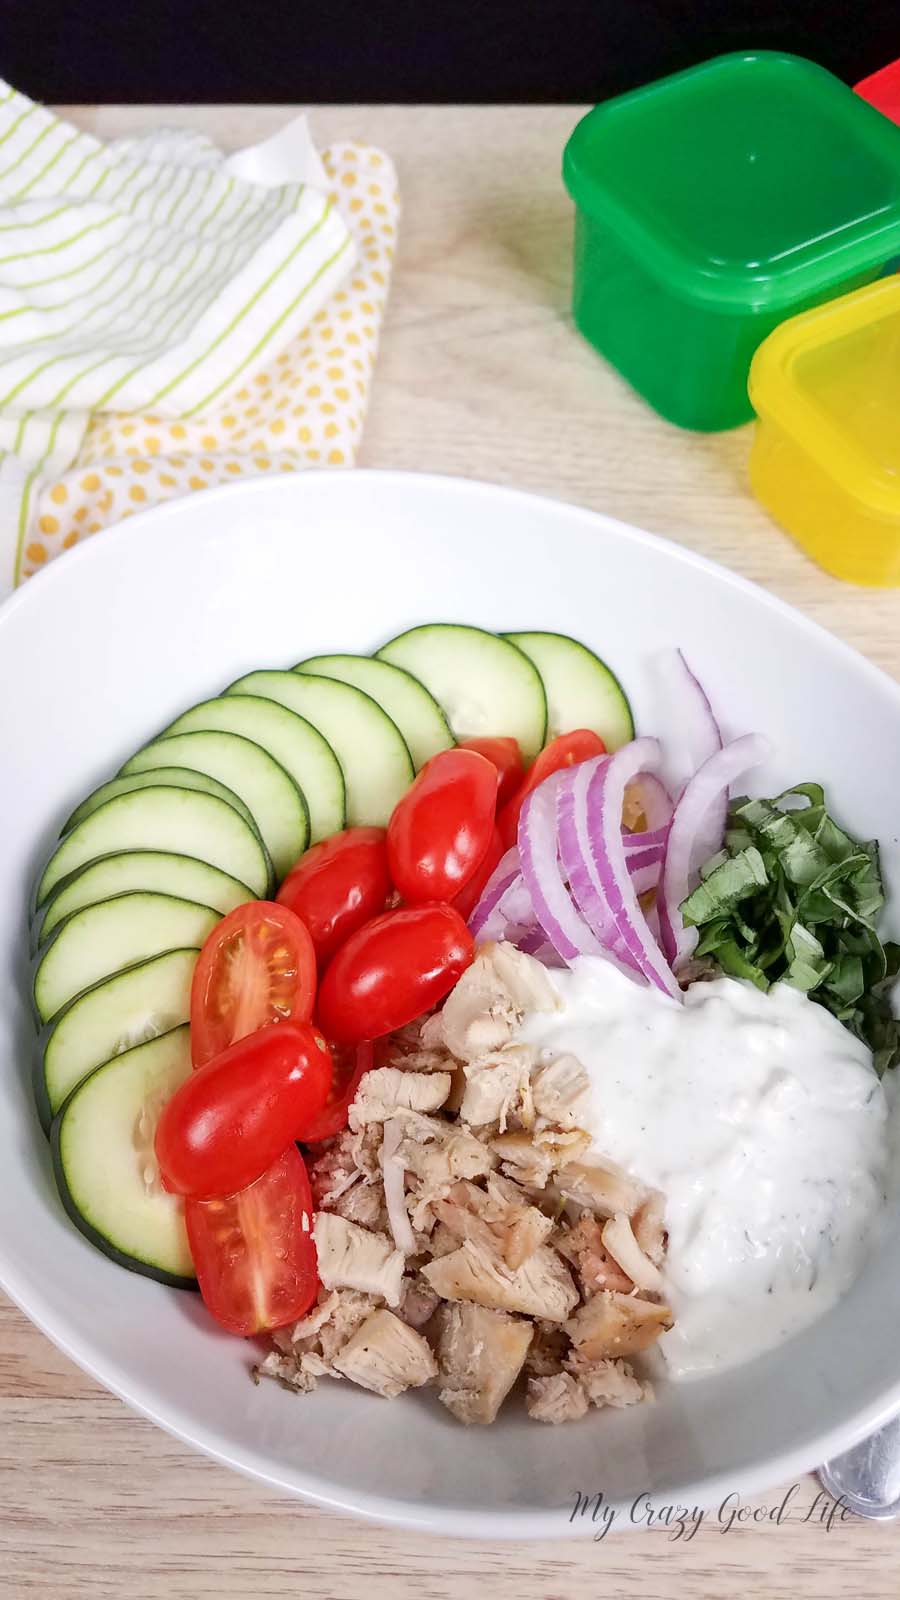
[3,104,900,1599]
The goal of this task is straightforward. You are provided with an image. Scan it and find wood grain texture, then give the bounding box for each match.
[4,105,900,1597]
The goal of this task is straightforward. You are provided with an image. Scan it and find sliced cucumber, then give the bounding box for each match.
[63,766,259,839]
[121,730,308,881]
[37,948,197,1130]
[294,654,455,771]
[36,788,271,908]
[34,851,251,951]
[51,1026,196,1287]
[34,892,220,1024]
[161,693,345,843]
[377,624,548,762]
[227,671,414,827]
[503,630,634,751]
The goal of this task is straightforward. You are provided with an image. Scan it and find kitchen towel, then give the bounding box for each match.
[0,86,398,594]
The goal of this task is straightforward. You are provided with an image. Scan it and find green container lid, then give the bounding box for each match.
[564,52,900,311]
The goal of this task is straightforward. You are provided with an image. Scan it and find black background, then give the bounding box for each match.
[3,1,898,104]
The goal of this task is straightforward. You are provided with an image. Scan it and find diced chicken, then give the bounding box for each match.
[297,1288,380,1366]
[532,1052,591,1130]
[285,1288,341,1344]
[601,1212,665,1294]
[399,1119,496,1226]
[525,1319,570,1377]
[439,942,559,1062]
[423,1237,579,1322]
[459,1044,536,1130]
[554,1159,645,1218]
[254,1348,318,1394]
[533,1126,590,1164]
[436,1301,533,1425]
[348,1066,452,1128]
[632,1190,667,1265]
[332,1309,438,1398]
[309,1131,365,1208]
[565,1290,673,1359]
[566,1355,650,1410]
[526,1372,589,1424]
[432,1177,554,1271]
[556,1212,634,1296]
[490,1130,553,1188]
[331,1179,385,1230]
[396,1274,441,1330]
[313,1213,405,1306]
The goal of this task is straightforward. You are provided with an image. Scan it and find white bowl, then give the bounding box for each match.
[2,470,899,1537]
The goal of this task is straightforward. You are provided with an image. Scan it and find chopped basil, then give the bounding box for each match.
[680,784,900,1074]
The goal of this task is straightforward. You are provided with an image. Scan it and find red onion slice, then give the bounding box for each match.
[581,742,682,997]
[659,733,772,969]
[468,847,521,939]
[625,772,674,831]
[517,776,605,963]
[657,648,722,799]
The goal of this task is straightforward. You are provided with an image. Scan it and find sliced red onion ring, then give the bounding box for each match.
[557,764,641,971]
[626,847,663,897]
[517,775,605,963]
[657,648,722,799]
[468,846,521,939]
[580,742,682,996]
[659,733,772,969]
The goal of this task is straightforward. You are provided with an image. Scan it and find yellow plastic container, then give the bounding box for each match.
[749,276,900,586]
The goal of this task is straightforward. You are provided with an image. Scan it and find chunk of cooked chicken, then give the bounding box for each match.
[313,1213,405,1306]
[566,1355,649,1409]
[436,1176,554,1271]
[556,1212,634,1296]
[526,1372,589,1423]
[531,1052,591,1130]
[396,1274,441,1330]
[436,1301,533,1425]
[423,1236,579,1322]
[348,1066,452,1128]
[554,1159,645,1218]
[439,942,559,1062]
[459,1044,536,1130]
[601,1212,665,1294]
[254,1348,319,1394]
[331,1178,385,1230]
[524,1319,570,1377]
[632,1190,667,1265]
[398,1117,497,1226]
[565,1290,673,1359]
[332,1309,438,1398]
[489,1129,553,1188]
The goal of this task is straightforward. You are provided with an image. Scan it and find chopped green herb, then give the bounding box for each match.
[680,783,900,1074]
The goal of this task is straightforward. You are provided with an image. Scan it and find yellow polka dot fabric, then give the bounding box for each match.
[20,144,398,579]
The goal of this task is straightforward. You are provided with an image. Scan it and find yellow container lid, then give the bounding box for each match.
[748,276,900,520]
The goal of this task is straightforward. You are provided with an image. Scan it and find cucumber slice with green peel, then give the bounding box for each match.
[36,788,271,907]
[294,654,455,771]
[37,948,198,1130]
[34,851,252,951]
[121,730,308,881]
[34,892,220,1024]
[161,693,345,843]
[51,1026,196,1287]
[502,630,635,751]
[63,766,259,840]
[227,671,414,827]
[377,624,548,763]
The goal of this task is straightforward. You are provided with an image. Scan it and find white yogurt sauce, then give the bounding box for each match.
[518,957,889,1379]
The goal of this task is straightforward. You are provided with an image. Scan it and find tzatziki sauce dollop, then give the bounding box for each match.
[518,957,889,1379]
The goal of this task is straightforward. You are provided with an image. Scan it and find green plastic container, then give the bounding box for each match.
[563,52,900,431]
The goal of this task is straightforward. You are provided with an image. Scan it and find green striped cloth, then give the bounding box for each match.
[0,85,355,596]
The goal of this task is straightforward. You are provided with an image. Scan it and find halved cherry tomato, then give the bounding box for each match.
[459,737,524,808]
[387,748,497,904]
[497,729,608,849]
[452,825,503,920]
[317,904,474,1045]
[301,1039,375,1144]
[156,1022,333,1198]
[185,1145,318,1335]
[276,827,390,969]
[190,901,316,1069]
